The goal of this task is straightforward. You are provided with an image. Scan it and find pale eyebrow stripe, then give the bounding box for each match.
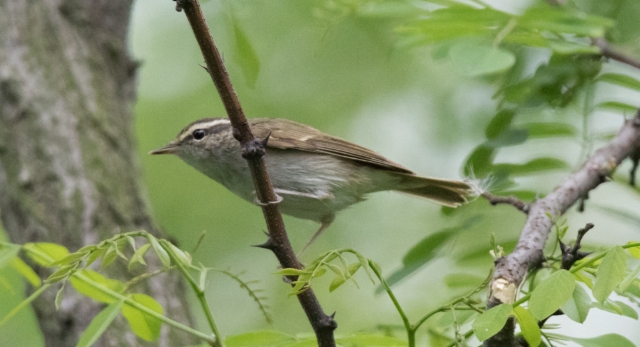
[178,119,230,141]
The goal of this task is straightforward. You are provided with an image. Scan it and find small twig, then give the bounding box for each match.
[592,38,640,71]
[559,223,594,270]
[485,110,640,347]
[482,193,529,213]
[173,0,336,345]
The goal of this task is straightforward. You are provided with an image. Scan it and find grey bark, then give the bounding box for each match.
[484,112,640,346]
[0,1,198,346]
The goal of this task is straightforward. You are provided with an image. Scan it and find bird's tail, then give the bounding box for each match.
[393,173,474,207]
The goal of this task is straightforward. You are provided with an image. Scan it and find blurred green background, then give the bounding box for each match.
[3,0,640,345]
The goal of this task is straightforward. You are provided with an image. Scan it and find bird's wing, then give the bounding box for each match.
[250,118,414,174]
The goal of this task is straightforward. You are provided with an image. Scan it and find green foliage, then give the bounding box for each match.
[560,283,591,323]
[592,246,626,303]
[512,306,541,347]
[122,293,164,341]
[529,270,575,320]
[76,300,124,347]
[472,303,512,341]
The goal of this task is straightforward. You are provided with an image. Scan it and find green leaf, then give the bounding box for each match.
[595,101,639,113]
[162,241,192,267]
[231,17,261,88]
[593,300,638,319]
[45,264,77,284]
[10,257,41,287]
[329,262,361,292]
[626,241,640,259]
[76,300,124,347]
[128,243,151,270]
[122,293,163,342]
[49,252,87,267]
[593,246,627,303]
[519,6,612,37]
[492,158,569,176]
[485,109,515,140]
[23,243,69,267]
[0,243,20,269]
[147,236,170,268]
[70,269,125,304]
[529,269,575,320]
[548,40,600,55]
[472,303,512,341]
[513,306,541,347]
[449,41,515,76]
[570,334,635,347]
[560,283,591,323]
[598,73,640,92]
[100,245,119,270]
[55,282,65,310]
[524,122,577,138]
[226,330,296,346]
[464,145,495,178]
[0,284,49,327]
[619,263,640,293]
[484,129,528,148]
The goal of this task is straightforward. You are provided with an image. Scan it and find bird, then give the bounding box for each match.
[150,117,473,252]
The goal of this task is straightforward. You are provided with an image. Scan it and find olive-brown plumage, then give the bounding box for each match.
[151,118,473,250]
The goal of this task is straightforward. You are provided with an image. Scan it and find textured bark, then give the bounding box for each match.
[484,112,640,346]
[0,1,198,346]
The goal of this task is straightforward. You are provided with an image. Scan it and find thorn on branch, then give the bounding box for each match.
[578,193,589,213]
[174,0,186,12]
[252,237,275,251]
[560,223,594,270]
[481,193,529,213]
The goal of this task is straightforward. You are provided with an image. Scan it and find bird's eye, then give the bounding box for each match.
[192,129,206,140]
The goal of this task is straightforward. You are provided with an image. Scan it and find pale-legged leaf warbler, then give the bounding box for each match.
[151,118,473,251]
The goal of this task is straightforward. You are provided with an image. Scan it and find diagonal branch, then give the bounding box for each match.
[484,110,640,347]
[173,0,337,345]
[592,38,640,71]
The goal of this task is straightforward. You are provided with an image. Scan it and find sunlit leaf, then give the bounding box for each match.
[70,269,125,304]
[147,236,170,268]
[626,242,640,259]
[513,306,541,347]
[472,303,512,341]
[10,257,41,287]
[336,334,408,346]
[0,243,20,269]
[329,262,361,292]
[593,246,627,303]
[23,243,69,267]
[128,243,151,270]
[529,270,575,320]
[122,293,163,342]
[76,300,124,347]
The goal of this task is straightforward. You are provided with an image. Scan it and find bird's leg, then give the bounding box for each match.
[298,215,335,257]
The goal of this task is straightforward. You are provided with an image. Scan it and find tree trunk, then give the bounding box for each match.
[0,1,198,346]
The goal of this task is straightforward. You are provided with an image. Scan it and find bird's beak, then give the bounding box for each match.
[149,142,178,155]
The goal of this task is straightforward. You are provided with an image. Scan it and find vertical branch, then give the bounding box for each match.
[172,0,337,345]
